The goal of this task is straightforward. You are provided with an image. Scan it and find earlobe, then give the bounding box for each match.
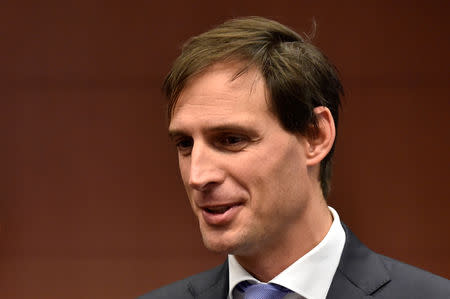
[305,106,336,166]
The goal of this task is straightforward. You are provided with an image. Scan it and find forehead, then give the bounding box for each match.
[169,62,273,131]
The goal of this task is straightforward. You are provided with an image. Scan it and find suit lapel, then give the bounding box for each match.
[188,261,229,299]
[187,224,391,299]
[326,223,391,298]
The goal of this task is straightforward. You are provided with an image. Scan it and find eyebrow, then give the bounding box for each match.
[168,130,187,140]
[168,124,258,139]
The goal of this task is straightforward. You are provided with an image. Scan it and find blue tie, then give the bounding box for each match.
[236,281,292,299]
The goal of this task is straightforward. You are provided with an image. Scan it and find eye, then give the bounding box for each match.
[175,137,193,155]
[222,135,244,145]
[217,134,249,151]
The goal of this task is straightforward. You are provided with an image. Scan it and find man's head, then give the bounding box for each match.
[165,17,342,259]
[164,16,343,198]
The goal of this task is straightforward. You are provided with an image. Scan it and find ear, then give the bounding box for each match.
[305,106,336,166]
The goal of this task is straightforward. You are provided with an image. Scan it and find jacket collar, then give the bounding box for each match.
[187,223,391,299]
[188,261,229,299]
[326,223,391,298]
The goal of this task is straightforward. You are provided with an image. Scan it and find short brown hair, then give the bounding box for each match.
[163,16,343,198]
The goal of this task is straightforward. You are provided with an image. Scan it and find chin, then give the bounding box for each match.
[201,232,258,257]
[201,235,236,254]
[198,218,252,254]
[200,227,246,254]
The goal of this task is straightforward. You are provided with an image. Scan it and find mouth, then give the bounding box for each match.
[200,203,243,225]
[204,206,233,214]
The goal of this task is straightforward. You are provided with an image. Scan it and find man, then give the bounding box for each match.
[139,17,449,298]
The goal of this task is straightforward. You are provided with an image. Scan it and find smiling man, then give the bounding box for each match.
[139,17,449,299]
[168,61,334,277]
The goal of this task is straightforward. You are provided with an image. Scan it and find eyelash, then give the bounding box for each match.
[175,138,193,150]
[219,135,246,146]
[174,134,249,155]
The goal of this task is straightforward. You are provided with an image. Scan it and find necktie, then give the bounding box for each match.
[236,281,292,299]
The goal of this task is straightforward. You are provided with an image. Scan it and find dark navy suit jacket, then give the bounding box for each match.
[138,224,450,298]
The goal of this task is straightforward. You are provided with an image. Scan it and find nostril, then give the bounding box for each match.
[188,169,224,191]
[189,178,215,191]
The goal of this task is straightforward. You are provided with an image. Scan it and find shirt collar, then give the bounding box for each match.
[228,206,346,299]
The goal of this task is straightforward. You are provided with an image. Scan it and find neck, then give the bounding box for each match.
[234,198,332,282]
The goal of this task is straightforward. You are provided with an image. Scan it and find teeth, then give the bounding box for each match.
[206,206,230,214]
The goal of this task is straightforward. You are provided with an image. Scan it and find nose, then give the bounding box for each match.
[187,142,225,191]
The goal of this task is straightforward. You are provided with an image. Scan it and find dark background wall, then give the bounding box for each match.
[1,1,449,298]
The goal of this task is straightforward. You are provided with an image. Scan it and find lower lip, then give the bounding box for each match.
[201,204,243,226]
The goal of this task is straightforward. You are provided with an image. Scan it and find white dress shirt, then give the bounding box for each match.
[228,207,345,299]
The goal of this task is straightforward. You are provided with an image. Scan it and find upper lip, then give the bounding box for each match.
[197,201,243,209]
[194,190,245,209]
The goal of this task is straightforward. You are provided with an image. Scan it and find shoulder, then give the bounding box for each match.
[376,254,450,298]
[137,263,228,299]
[336,223,450,298]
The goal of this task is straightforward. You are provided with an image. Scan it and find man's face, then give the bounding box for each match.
[169,62,313,256]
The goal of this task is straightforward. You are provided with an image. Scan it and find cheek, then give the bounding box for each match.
[245,142,306,204]
[178,156,191,186]
[227,154,261,188]
[178,158,197,207]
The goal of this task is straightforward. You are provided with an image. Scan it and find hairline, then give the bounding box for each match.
[168,58,271,122]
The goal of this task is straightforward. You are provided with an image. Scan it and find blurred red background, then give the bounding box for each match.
[1,0,449,298]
